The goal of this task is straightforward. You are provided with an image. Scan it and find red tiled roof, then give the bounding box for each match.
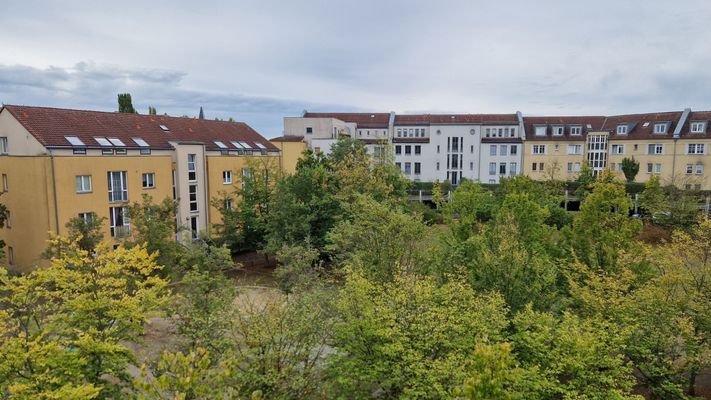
[523,116,606,141]
[270,135,305,142]
[2,105,278,151]
[302,112,390,128]
[673,111,711,138]
[395,114,518,125]
[601,111,683,140]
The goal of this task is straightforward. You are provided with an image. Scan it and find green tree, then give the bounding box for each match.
[621,157,640,183]
[45,213,106,258]
[444,180,497,240]
[127,194,183,269]
[147,106,157,115]
[326,194,426,281]
[117,93,136,113]
[327,269,509,399]
[0,238,170,398]
[638,175,666,221]
[457,343,524,400]
[574,161,595,200]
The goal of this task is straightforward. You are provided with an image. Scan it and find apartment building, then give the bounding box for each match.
[0,105,280,271]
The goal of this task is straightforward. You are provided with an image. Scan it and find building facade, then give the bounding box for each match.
[0,105,280,271]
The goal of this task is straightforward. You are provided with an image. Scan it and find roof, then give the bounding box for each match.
[302,112,390,128]
[2,105,278,151]
[601,111,684,140]
[395,114,518,125]
[671,111,711,139]
[523,116,606,141]
[270,135,305,143]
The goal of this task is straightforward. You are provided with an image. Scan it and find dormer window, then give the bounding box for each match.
[654,123,668,134]
[690,121,706,133]
[616,125,628,135]
[534,126,547,136]
[569,126,582,136]
[552,126,564,136]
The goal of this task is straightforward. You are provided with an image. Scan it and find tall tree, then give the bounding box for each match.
[621,157,640,182]
[147,106,157,115]
[117,93,136,113]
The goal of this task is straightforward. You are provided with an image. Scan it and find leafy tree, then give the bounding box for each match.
[457,343,524,400]
[147,106,157,115]
[639,176,666,221]
[117,93,136,113]
[0,238,170,398]
[621,157,640,182]
[127,194,183,269]
[327,269,508,399]
[329,136,366,163]
[574,161,595,200]
[567,180,642,270]
[45,213,106,258]
[444,180,497,240]
[431,180,446,210]
[273,243,322,293]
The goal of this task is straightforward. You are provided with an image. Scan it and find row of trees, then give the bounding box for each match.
[1,137,710,398]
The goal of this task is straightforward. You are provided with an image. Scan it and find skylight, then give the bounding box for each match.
[65,136,85,146]
[230,141,244,149]
[214,141,228,149]
[238,141,252,149]
[586,124,593,129]
[642,122,650,127]
[94,137,113,146]
[108,138,125,146]
[254,142,267,149]
[159,124,169,131]
[132,138,149,147]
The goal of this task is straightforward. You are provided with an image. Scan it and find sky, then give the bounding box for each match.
[1,0,711,137]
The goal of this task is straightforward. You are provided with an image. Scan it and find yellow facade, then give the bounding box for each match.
[523,140,586,181]
[270,140,306,174]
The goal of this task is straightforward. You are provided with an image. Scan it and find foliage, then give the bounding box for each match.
[0,238,169,398]
[327,269,509,399]
[45,213,106,258]
[127,194,183,268]
[457,343,523,400]
[444,180,497,240]
[639,176,666,221]
[117,93,136,113]
[621,157,640,183]
[327,194,426,281]
[273,243,322,293]
[147,106,157,115]
[574,161,595,200]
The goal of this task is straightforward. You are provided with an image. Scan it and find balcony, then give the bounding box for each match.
[111,225,131,238]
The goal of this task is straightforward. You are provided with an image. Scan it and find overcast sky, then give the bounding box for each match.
[1,0,710,137]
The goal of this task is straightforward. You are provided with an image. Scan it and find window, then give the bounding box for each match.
[7,247,14,265]
[510,162,517,175]
[610,163,616,171]
[500,145,508,156]
[688,143,705,154]
[535,126,547,136]
[489,162,496,175]
[686,164,693,174]
[5,211,9,229]
[190,216,199,240]
[611,144,625,154]
[552,126,564,136]
[510,128,516,137]
[510,145,518,155]
[223,170,232,184]
[490,145,497,156]
[567,144,582,155]
[654,123,667,134]
[655,164,662,174]
[414,162,421,175]
[532,145,546,154]
[187,154,197,181]
[647,163,653,173]
[567,162,573,172]
[616,125,628,135]
[570,126,582,136]
[415,145,421,155]
[470,161,474,171]
[395,162,401,170]
[470,145,474,153]
[241,168,251,189]
[499,162,506,175]
[437,145,440,154]
[647,144,663,155]
[0,137,7,154]
[2,174,7,192]
[404,162,412,175]
[306,127,313,134]
[436,162,440,171]
[189,184,198,212]
[485,128,491,137]
[114,148,127,155]
[396,129,402,137]
[405,145,412,155]
[574,162,581,172]
[696,164,704,175]
[76,175,92,193]
[690,122,706,133]
[107,171,128,202]
[224,199,232,210]
[539,162,545,171]
[78,212,95,224]
[532,163,537,171]
[109,206,130,237]
[142,173,155,188]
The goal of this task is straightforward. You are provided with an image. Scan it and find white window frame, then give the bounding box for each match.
[687,143,705,155]
[107,171,128,202]
[654,123,667,134]
[534,126,547,136]
[532,145,546,155]
[611,144,625,155]
[616,125,628,135]
[189,184,198,213]
[569,126,582,136]
[109,206,130,237]
[655,163,662,174]
[142,173,155,189]
[696,164,704,175]
[0,137,9,154]
[490,145,497,156]
[690,122,706,133]
[552,126,564,136]
[187,154,197,181]
[76,175,92,193]
[567,144,582,155]
[223,170,232,184]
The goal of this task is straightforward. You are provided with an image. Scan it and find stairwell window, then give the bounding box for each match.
[189,184,198,212]
[187,154,197,181]
[0,137,7,154]
[510,162,517,175]
[107,171,128,202]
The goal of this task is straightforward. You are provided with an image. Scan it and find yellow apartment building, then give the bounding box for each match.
[269,136,307,174]
[0,105,280,272]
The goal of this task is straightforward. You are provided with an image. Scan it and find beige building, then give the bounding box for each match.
[0,105,280,271]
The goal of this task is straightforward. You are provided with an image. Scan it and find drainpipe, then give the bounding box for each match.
[48,149,60,234]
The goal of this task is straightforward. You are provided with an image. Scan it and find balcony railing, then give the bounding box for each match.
[111,225,131,238]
